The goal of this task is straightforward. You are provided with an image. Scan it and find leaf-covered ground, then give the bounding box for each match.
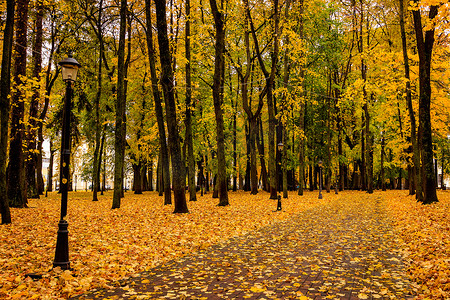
[0,190,449,299]
[0,190,320,299]
[72,192,414,300]
[385,190,450,299]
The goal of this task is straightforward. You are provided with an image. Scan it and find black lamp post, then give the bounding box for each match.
[276,142,284,211]
[318,160,323,199]
[53,53,81,270]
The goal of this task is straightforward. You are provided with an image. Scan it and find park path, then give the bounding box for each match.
[73,194,414,299]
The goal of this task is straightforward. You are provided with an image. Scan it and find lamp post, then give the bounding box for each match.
[53,53,81,270]
[318,160,323,199]
[276,142,284,211]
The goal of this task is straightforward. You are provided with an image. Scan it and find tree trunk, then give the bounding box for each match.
[185,0,196,202]
[0,0,14,224]
[205,154,210,192]
[440,153,445,189]
[295,0,305,196]
[112,0,127,209]
[245,0,279,199]
[8,0,29,208]
[381,132,386,191]
[282,128,288,198]
[48,141,55,192]
[232,89,238,192]
[236,15,264,195]
[249,118,258,194]
[145,0,171,205]
[244,124,250,191]
[209,0,229,206]
[26,2,43,199]
[281,0,291,199]
[99,128,106,195]
[399,0,421,198]
[133,161,143,194]
[412,4,438,204]
[37,11,59,196]
[154,0,188,213]
[365,101,373,194]
[93,0,104,202]
[257,117,269,191]
[148,159,153,191]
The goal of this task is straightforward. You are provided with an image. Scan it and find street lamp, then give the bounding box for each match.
[277,142,284,152]
[318,160,323,199]
[276,142,284,211]
[53,53,81,270]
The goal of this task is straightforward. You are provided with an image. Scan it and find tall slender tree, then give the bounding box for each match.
[112,0,128,209]
[246,0,280,199]
[145,0,172,205]
[0,0,15,224]
[154,0,189,213]
[92,0,104,202]
[36,7,60,195]
[399,0,421,199]
[185,0,197,202]
[411,1,439,204]
[209,0,229,206]
[26,0,44,199]
[297,0,306,196]
[8,0,30,208]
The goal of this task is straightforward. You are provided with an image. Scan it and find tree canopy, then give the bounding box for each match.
[1,0,450,222]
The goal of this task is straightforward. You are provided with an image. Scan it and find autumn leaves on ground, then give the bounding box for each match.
[0,190,449,299]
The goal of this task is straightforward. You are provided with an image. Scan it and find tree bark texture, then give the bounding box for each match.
[154,0,189,213]
[209,0,229,206]
[92,0,104,202]
[145,0,172,205]
[246,0,280,199]
[412,4,438,204]
[185,0,197,202]
[399,0,421,199]
[26,2,43,199]
[8,0,29,208]
[0,0,15,223]
[112,0,127,209]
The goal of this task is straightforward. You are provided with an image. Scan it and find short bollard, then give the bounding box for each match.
[277,195,282,211]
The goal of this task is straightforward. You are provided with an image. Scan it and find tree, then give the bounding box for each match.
[411,0,439,204]
[154,0,189,213]
[229,10,265,195]
[0,0,15,224]
[8,0,30,208]
[145,0,172,205]
[36,5,60,196]
[112,0,128,209]
[399,0,422,199]
[92,0,105,202]
[209,0,229,206]
[245,0,280,199]
[26,0,44,199]
[185,0,197,202]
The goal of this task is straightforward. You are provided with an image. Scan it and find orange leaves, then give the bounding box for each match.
[385,190,450,299]
[0,190,319,299]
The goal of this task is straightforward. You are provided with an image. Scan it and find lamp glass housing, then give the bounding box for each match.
[58,54,81,82]
[277,142,284,152]
[61,65,79,82]
[318,160,323,167]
